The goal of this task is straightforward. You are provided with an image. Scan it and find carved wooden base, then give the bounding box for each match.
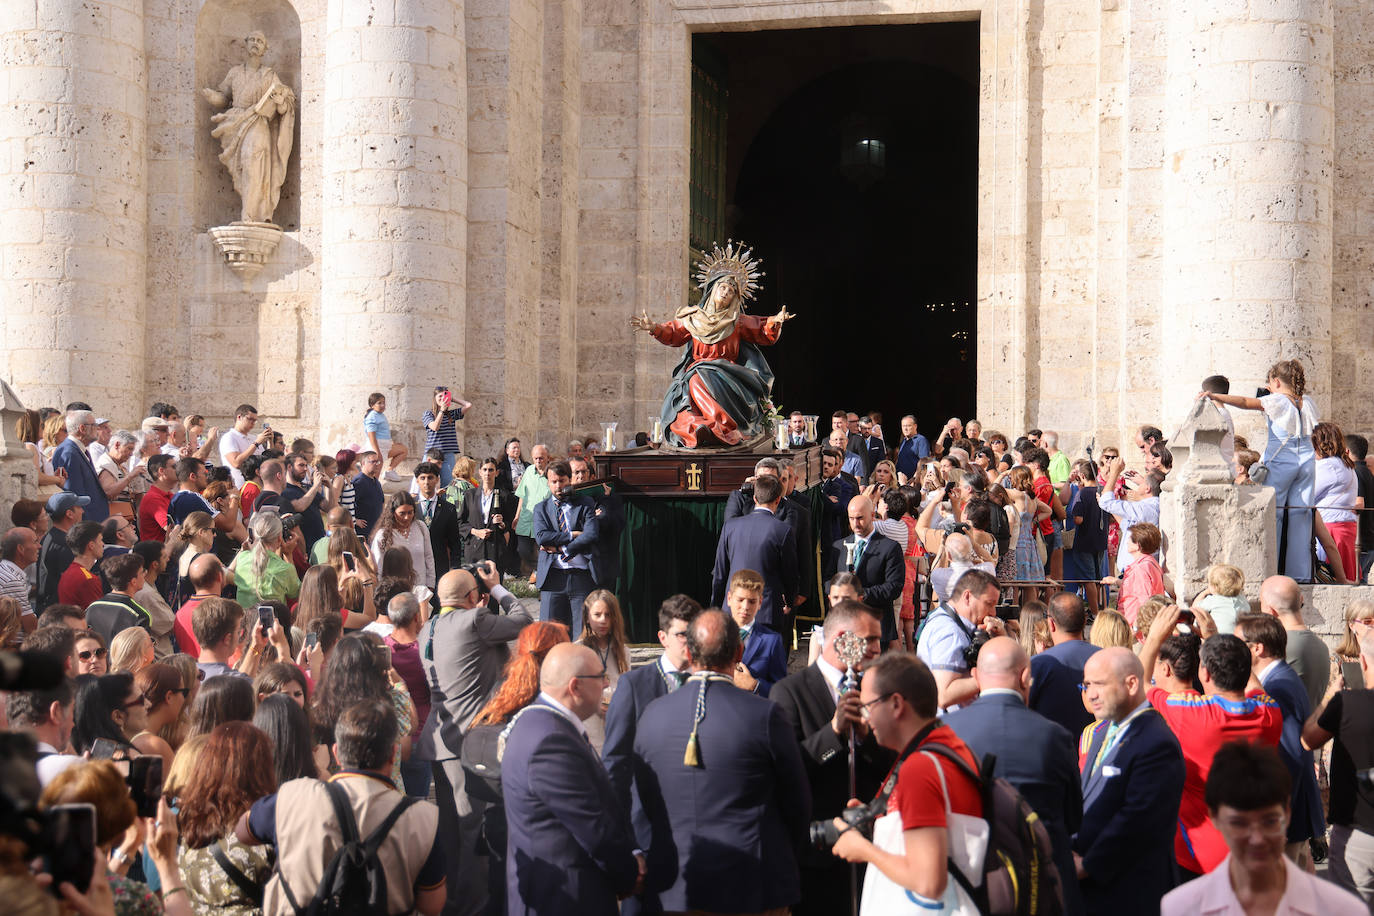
[593,444,821,496]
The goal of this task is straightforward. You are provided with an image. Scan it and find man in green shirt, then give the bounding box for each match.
[1044,430,1071,485]
[513,444,552,578]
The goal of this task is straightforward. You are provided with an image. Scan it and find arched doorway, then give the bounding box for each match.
[693,24,980,436]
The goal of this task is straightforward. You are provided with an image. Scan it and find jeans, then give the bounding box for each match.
[439,451,459,487]
[1329,824,1374,912]
[1361,549,1374,584]
[539,567,594,638]
[1264,444,1315,581]
[399,756,432,798]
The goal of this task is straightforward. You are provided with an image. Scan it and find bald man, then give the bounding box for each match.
[1260,574,1329,709]
[837,495,904,647]
[1073,648,1186,916]
[502,643,642,915]
[944,638,1084,914]
[171,552,225,657]
[417,561,531,916]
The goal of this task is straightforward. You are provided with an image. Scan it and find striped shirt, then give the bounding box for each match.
[0,559,32,618]
[420,408,465,454]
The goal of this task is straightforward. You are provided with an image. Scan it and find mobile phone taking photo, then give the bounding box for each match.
[127,756,163,818]
[42,803,97,895]
[257,604,275,637]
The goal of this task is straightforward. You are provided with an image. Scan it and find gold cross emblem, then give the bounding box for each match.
[685,462,702,491]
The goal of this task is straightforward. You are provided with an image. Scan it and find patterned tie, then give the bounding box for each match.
[852,538,866,571]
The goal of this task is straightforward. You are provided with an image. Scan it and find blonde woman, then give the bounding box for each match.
[0,597,21,650]
[1089,609,1133,649]
[168,511,219,608]
[109,626,155,674]
[230,511,301,607]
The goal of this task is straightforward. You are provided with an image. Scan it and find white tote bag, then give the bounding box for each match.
[859,751,989,916]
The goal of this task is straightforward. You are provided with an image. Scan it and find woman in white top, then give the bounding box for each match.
[1312,421,1360,582]
[577,589,629,753]
[370,491,436,591]
[1202,359,1319,581]
[95,429,139,502]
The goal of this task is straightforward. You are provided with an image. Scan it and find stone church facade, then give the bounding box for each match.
[1,0,1369,457]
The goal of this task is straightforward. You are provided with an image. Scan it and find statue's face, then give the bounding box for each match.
[246,33,267,56]
[711,277,738,308]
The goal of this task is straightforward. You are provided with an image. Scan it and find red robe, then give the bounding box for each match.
[650,315,780,447]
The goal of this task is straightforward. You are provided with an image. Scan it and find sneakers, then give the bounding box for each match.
[384,469,402,482]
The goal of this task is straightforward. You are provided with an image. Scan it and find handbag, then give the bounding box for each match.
[858,751,989,915]
[1250,399,1307,486]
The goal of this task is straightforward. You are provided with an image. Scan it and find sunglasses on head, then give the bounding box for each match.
[78,647,107,661]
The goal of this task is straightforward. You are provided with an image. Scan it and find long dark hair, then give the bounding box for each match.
[187,674,256,739]
[253,694,317,785]
[374,491,418,554]
[70,674,134,754]
[312,634,391,745]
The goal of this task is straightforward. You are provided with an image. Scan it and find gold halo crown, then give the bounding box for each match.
[694,240,764,302]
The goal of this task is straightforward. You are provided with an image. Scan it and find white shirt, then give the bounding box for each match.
[1260,393,1319,451]
[815,656,846,705]
[219,428,261,487]
[1314,457,1359,523]
[89,441,108,464]
[35,742,81,787]
[0,559,33,618]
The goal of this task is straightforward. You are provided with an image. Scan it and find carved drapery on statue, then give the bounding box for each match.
[634,242,792,449]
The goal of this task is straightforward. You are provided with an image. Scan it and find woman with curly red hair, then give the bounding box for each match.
[469,620,571,727]
[176,721,277,913]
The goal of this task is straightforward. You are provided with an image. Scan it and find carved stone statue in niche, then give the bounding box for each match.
[201,31,295,225]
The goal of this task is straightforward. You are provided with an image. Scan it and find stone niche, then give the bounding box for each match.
[194,0,302,233]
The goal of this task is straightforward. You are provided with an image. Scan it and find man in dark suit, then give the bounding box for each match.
[724,458,813,643]
[786,410,815,448]
[50,410,110,522]
[1074,647,1186,915]
[602,595,702,916]
[818,448,857,580]
[857,415,886,474]
[836,495,904,646]
[770,600,893,916]
[944,637,1084,915]
[503,642,643,915]
[725,569,788,696]
[413,461,463,577]
[1029,592,1101,737]
[633,609,809,914]
[723,457,785,521]
[570,456,624,590]
[533,461,600,637]
[1237,613,1326,859]
[710,474,798,633]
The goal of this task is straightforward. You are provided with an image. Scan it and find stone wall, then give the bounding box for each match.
[1,0,1373,464]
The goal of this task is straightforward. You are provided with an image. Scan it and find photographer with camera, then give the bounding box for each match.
[416,561,530,916]
[916,569,1004,712]
[825,652,985,912]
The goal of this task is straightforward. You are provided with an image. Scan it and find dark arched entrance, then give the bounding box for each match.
[693,24,980,435]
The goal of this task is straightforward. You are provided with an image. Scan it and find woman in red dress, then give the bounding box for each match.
[630,244,793,448]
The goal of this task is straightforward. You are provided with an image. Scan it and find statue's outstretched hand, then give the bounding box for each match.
[629,310,654,333]
[768,305,795,326]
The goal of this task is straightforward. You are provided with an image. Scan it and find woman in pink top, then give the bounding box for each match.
[1101,521,1164,626]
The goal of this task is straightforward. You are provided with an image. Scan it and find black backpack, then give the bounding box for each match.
[921,743,1064,916]
[279,781,418,916]
[986,501,1012,558]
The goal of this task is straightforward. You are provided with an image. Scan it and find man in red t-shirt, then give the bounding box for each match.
[831,652,982,904]
[172,554,227,658]
[1140,606,1282,876]
[137,454,177,542]
[57,521,106,610]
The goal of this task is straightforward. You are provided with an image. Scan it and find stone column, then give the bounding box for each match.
[318,0,466,452]
[1161,0,1334,435]
[0,0,147,422]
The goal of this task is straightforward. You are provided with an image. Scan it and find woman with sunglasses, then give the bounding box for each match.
[132,662,188,771]
[75,629,110,675]
[70,673,136,755]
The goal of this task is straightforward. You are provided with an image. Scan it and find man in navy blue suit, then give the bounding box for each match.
[533,461,601,637]
[1237,613,1325,861]
[836,495,904,646]
[602,595,701,916]
[944,636,1083,915]
[857,415,886,475]
[710,474,798,633]
[1074,647,1185,915]
[632,609,809,914]
[503,642,643,915]
[819,448,857,580]
[1029,592,1101,737]
[50,410,110,523]
[723,569,787,696]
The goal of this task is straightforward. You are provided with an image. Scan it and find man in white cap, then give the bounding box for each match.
[88,418,113,465]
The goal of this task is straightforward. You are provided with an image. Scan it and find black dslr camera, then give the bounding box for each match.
[964,627,994,670]
[809,795,886,852]
[462,561,494,600]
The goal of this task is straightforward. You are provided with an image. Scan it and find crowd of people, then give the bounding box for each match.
[2,356,1374,915]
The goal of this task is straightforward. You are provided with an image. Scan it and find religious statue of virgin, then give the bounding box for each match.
[201,31,296,224]
[630,242,794,448]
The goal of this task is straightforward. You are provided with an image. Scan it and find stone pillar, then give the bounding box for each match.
[1161,398,1276,601]
[1160,0,1334,436]
[318,0,466,452]
[0,0,147,422]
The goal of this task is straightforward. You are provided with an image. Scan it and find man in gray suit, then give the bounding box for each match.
[417,560,532,916]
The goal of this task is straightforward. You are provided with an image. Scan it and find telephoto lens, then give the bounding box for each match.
[808,798,881,852]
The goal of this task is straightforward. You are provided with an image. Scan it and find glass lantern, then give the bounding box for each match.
[600,421,618,452]
[650,416,663,445]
